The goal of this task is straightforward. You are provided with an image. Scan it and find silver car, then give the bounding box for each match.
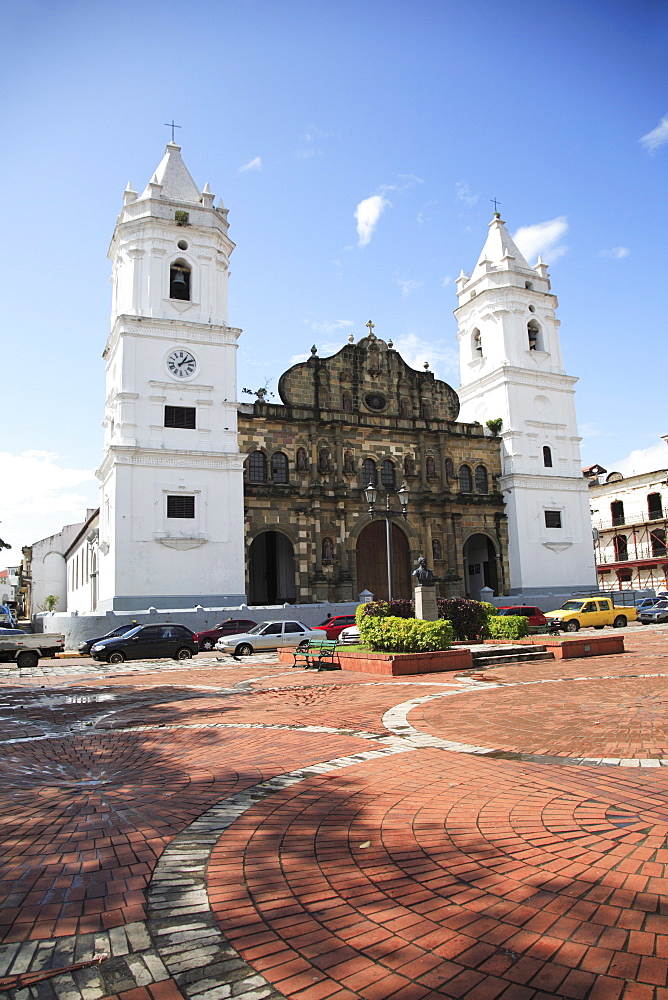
[215,620,322,655]
[639,601,668,625]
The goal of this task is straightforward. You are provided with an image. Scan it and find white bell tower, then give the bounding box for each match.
[96,143,246,610]
[455,214,596,596]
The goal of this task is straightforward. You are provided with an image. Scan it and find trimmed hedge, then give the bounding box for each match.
[486,615,530,640]
[356,613,454,653]
[359,599,415,620]
[358,596,494,641]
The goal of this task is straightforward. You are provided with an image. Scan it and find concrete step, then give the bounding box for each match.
[472,651,555,667]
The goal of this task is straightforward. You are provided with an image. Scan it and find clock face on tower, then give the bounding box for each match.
[166,349,197,380]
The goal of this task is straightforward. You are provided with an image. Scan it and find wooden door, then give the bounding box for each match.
[356,521,411,601]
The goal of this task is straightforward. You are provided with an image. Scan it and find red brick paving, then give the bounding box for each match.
[3,628,668,996]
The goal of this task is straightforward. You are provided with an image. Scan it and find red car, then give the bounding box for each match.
[193,618,258,651]
[496,606,549,629]
[312,615,358,640]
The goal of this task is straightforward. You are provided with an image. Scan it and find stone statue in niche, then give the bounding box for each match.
[344,450,355,474]
[322,537,334,563]
[404,454,415,477]
[296,448,308,471]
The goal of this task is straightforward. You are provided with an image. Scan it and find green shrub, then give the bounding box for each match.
[436,598,489,640]
[486,615,529,640]
[358,599,414,620]
[357,614,454,653]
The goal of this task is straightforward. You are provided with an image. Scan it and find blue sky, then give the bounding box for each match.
[1,0,667,568]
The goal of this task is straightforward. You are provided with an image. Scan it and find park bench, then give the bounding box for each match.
[290,638,339,670]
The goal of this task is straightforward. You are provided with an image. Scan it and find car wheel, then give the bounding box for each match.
[201,639,214,651]
[175,647,193,660]
[613,615,627,628]
[565,620,580,632]
[235,643,253,656]
[16,650,39,668]
[108,651,125,664]
[297,639,310,650]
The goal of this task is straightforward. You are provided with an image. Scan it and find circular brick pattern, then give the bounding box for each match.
[410,675,668,760]
[209,748,668,999]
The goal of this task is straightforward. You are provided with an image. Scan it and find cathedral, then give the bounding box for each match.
[63,142,595,615]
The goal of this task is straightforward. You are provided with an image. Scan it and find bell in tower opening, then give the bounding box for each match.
[170,262,191,301]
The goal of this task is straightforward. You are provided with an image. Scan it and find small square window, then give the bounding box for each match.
[165,405,196,429]
[545,510,562,528]
[167,495,195,518]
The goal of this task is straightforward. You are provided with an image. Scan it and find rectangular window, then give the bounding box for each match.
[545,510,562,528]
[167,495,195,518]
[165,405,196,429]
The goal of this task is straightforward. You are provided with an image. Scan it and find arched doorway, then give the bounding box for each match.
[248,531,296,605]
[356,521,411,601]
[462,534,498,600]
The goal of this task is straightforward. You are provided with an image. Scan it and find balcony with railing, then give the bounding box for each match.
[592,505,668,531]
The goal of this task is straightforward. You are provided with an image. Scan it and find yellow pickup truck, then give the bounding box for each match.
[545,597,637,632]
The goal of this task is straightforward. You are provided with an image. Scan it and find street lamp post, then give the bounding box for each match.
[364,482,409,600]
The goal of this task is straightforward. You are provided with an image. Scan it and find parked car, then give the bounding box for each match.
[635,598,661,612]
[78,624,138,656]
[90,624,198,663]
[215,620,321,656]
[312,615,358,640]
[338,624,361,645]
[638,601,668,625]
[193,618,258,651]
[496,606,549,630]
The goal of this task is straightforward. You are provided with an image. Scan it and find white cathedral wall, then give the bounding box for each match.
[97,461,245,610]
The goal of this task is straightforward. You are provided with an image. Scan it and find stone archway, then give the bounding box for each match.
[356,521,411,601]
[462,533,499,600]
[248,531,296,605]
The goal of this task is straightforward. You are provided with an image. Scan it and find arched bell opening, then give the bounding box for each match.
[170,259,191,301]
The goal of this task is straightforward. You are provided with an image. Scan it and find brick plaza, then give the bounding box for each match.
[3,626,668,999]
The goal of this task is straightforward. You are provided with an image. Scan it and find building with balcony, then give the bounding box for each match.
[589,462,668,592]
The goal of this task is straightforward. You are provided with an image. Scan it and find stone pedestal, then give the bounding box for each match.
[415,586,438,621]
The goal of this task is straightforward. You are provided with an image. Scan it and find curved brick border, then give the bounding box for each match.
[0,725,414,1000]
[383,674,668,767]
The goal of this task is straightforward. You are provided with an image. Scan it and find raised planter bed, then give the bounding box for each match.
[485,635,625,659]
[277,646,473,675]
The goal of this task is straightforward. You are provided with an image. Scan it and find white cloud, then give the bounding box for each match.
[455,181,479,207]
[389,333,460,381]
[0,451,98,569]
[640,114,668,153]
[238,156,262,173]
[599,246,630,259]
[355,193,391,247]
[309,319,354,336]
[605,441,668,478]
[394,276,423,297]
[512,216,569,264]
[441,275,453,287]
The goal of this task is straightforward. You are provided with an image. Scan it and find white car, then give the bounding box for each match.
[215,620,322,656]
[338,624,361,645]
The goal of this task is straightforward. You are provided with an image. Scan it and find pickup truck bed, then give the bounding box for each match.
[0,630,65,667]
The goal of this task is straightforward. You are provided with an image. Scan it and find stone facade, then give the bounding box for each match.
[239,332,508,604]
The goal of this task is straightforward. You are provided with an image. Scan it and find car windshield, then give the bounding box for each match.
[559,601,584,611]
[247,623,269,634]
[650,602,668,610]
[318,619,333,626]
[122,626,143,638]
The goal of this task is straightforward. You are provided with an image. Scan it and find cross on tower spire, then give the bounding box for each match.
[490,196,501,216]
[164,120,182,143]
[366,320,376,338]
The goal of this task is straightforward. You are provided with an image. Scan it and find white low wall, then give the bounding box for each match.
[39,601,362,648]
